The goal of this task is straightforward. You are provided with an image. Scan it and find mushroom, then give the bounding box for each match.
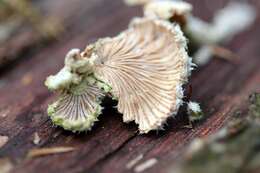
[45,49,111,132]
[45,17,194,133]
[133,0,256,65]
[187,101,203,122]
[185,1,256,65]
[46,77,106,132]
[144,0,192,27]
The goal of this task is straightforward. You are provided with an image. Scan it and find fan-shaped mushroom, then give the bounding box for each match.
[47,79,105,132]
[45,17,194,133]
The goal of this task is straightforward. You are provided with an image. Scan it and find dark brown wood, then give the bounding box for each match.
[0,0,259,173]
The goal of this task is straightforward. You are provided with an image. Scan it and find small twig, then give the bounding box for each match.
[126,154,144,169]
[134,158,158,173]
[27,147,75,158]
[0,135,9,148]
[210,45,239,63]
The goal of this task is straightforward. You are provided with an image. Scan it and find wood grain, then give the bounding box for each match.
[0,0,259,173]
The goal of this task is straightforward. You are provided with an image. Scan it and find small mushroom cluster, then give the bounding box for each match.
[126,0,256,65]
[45,0,256,134]
[46,18,194,133]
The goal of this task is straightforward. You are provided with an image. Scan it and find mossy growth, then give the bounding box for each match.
[173,93,260,173]
[249,93,260,118]
[47,76,112,132]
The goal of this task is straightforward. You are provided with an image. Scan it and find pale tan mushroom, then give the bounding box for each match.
[144,0,192,26]
[137,1,256,66]
[92,18,192,133]
[46,17,193,133]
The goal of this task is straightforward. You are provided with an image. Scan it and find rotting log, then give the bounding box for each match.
[0,0,259,173]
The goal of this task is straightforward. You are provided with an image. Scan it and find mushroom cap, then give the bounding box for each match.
[47,77,105,132]
[90,17,193,133]
[144,0,192,26]
[46,17,193,133]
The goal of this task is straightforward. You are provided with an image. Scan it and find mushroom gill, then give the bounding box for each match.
[47,77,105,132]
[45,17,193,134]
[91,18,192,133]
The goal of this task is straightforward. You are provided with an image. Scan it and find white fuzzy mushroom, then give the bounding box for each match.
[45,17,193,133]
[187,101,203,122]
[185,2,256,65]
[136,1,256,66]
[186,2,256,45]
[144,0,192,26]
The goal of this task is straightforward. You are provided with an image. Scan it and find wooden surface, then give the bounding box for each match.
[0,0,259,173]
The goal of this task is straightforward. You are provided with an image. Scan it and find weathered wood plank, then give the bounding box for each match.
[0,1,142,173]
[0,0,259,173]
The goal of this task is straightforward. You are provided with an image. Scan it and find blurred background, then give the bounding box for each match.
[0,0,259,173]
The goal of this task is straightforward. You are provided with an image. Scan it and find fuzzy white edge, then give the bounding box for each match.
[130,17,195,128]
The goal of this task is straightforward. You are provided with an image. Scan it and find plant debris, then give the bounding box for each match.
[126,0,256,66]
[134,158,158,173]
[0,158,13,173]
[0,108,9,118]
[32,132,41,145]
[0,135,9,148]
[170,93,260,173]
[126,154,144,169]
[124,0,152,6]
[27,147,75,158]
[21,73,33,86]
[187,101,203,122]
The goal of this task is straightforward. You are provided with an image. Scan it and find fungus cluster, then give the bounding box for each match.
[130,0,256,65]
[45,0,255,134]
[45,17,195,133]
